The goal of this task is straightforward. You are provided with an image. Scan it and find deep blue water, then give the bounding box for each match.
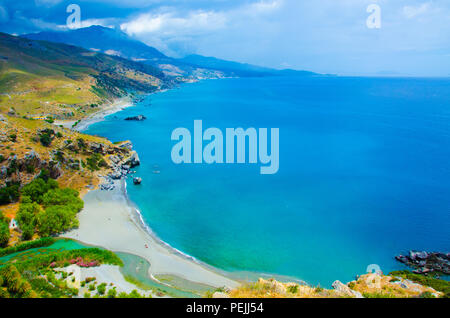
[84,76,450,287]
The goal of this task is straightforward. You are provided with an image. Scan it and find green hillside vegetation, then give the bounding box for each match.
[0,32,169,120]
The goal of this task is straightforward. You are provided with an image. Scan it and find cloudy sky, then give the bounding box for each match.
[0,0,449,76]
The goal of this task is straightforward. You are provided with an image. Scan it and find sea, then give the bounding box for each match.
[83,76,450,287]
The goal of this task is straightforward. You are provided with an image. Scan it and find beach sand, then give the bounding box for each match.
[54,97,134,131]
[63,180,239,290]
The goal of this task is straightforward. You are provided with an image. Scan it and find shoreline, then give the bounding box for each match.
[63,178,240,290]
[60,86,303,293]
[53,96,134,131]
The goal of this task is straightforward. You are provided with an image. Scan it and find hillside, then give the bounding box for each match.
[24,26,168,62]
[22,26,318,79]
[0,32,168,121]
[180,54,318,77]
[220,273,447,298]
[22,26,225,80]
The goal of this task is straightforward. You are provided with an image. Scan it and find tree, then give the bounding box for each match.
[0,222,9,248]
[42,188,83,213]
[37,206,74,236]
[16,202,41,241]
[0,210,10,248]
[21,178,58,204]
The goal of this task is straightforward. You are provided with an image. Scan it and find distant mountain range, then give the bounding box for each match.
[23,26,318,78]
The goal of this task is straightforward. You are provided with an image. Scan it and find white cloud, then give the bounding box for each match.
[120,0,282,36]
[403,2,431,19]
[121,10,227,37]
[34,0,63,7]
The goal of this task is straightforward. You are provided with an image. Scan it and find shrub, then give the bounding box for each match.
[39,134,52,147]
[287,285,299,294]
[107,288,117,298]
[97,283,107,295]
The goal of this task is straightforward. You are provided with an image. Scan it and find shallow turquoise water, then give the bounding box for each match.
[0,239,89,264]
[84,76,450,287]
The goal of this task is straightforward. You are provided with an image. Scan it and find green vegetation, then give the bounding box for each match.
[17,175,83,239]
[0,211,10,248]
[0,237,55,257]
[0,182,20,205]
[0,245,122,298]
[390,270,450,298]
[39,129,55,147]
[97,282,107,295]
[362,291,397,298]
[86,153,108,171]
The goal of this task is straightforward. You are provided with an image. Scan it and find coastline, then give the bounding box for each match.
[53,97,134,131]
[63,178,240,290]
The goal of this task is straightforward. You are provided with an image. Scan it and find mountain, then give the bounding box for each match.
[179,54,275,77]
[179,54,318,77]
[23,26,317,78]
[23,26,167,63]
[0,32,170,120]
[22,26,227,79]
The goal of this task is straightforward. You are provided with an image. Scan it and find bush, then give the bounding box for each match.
[107,288,117,298]
[39,129,55,147]
[0,184,20,204]
[39,134,52,147]
[97,283,107,295]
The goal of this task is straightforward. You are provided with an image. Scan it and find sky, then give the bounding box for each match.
[0,0,449,76]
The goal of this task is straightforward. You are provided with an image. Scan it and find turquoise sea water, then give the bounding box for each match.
[84,77,450,287]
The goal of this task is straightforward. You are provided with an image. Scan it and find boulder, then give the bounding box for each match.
[108,170,122,180]
[125,151,140,168]
[133,177,142,185]
[332,280,363,298]
[125,115,147,121]
[119,141,133,151]
[89,142,105,154]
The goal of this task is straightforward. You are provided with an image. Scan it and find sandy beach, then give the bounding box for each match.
[63,179,240,290]
[54,97,134,131]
